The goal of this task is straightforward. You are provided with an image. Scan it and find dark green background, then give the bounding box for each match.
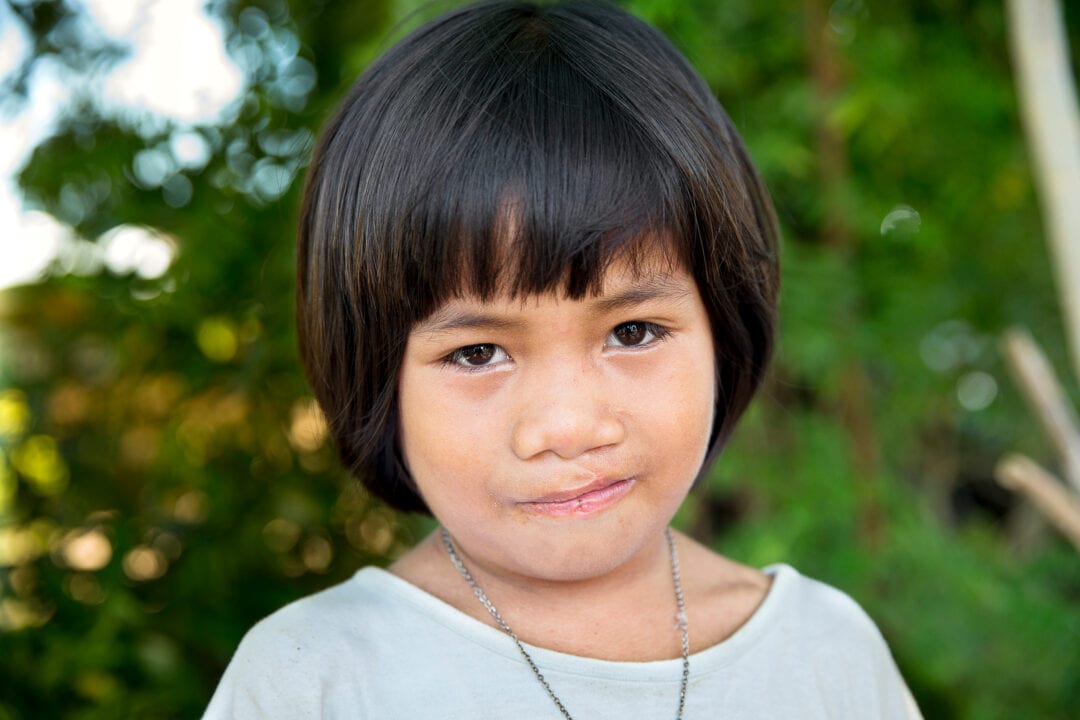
[1,0,1079,717]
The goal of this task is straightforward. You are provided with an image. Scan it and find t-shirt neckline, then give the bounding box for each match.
[352,562,796,681]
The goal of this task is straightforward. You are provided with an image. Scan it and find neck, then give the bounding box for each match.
[427,526,685,662]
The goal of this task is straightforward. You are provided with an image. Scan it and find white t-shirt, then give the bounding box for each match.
[204,564,922,719]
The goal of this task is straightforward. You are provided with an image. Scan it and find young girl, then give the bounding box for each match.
[205,1,921,717]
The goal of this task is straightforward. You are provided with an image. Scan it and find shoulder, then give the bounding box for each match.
[754,565,922,719]
[202,567,396,720]
[236,568,381,658]
[673,534,889,657]
[766,564,889,651]
[678,539,921,719]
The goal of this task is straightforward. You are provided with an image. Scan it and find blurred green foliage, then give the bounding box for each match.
[1,0,1079,717]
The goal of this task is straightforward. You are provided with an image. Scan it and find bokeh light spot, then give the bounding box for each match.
[12,435,69,496]
[100,224,176,279]
[97,0,243,125]
[0,525,45,566]
[172,489,208,523]
[351,512,394,556]
[0,457,16,514]
[120,424,161,468]
[196,317,239,362]
[262,517,301,553]
[152,531,182,561]
[0,389,30,437]
[132,147,176,189]
[137,633,181,678]
[957,371,998,412]
[46,383,93,426]
[169,130,211,170]
[59,528,113,571]
[133,374,186,418]
[73,669,120,702]
[122,545,167,581]
[251,159,293,202]
[0,597,54,631]
[9,564,38,596]
[67,572,107,605]
[287,399,327,453]
[301,534,333,573]
[162,173,193,208]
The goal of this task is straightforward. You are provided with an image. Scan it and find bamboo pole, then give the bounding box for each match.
[1006,0,1080,384]
[1002,328,1080,493]
[996,454,1080,553]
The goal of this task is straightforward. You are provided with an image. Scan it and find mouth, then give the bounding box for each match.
[519,477,636,518]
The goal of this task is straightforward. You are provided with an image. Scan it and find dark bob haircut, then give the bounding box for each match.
[297,0,779,514]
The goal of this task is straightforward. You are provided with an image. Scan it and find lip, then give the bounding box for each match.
[519,477,636,518]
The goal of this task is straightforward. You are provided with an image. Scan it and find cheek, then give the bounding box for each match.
[397,366,442,483]
[664,342,717,463]
[614,373,709,486]
[397,367,497,494]
[676,375,716,460]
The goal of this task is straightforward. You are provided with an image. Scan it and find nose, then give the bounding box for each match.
[510,360,626,460]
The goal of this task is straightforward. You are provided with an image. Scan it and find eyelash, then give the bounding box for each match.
[441,344,511,372]
[439,321,672,372]
[607,321,671,349]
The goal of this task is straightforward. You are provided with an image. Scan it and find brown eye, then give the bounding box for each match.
[607,321,669,348]
[613,322,648,346]
[447,343,509,368]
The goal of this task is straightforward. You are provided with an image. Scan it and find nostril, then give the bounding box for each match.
[510,400,625,461]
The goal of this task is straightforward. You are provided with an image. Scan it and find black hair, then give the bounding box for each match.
[297,0,779,513]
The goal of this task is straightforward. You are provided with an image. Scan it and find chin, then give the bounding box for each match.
[505,517,663,580]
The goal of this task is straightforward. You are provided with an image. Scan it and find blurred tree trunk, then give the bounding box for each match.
[804,0,885,546]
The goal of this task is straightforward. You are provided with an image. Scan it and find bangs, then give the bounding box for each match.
[353,4,698,319]
[418,69,689,305]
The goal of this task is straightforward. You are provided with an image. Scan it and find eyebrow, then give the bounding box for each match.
[589,276,691,314]
[413,312,526,337]
[413,276,692,337]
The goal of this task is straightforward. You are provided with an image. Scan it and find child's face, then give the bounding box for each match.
[398,248,716,582]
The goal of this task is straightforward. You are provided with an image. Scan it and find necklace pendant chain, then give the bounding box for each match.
[441,527,690,720]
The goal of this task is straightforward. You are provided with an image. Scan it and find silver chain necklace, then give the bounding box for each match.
[440,526,690,720]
